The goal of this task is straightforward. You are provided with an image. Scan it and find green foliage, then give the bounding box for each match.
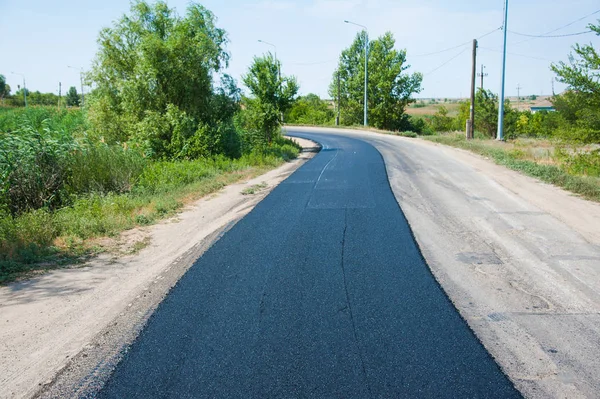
[285,94,334,125]
[66,86,80,107]
[551,20,600,97]
[550,20,600,144]
[0,74,9,102]
[0,106,87,135]
[329,31,422,130]
[0,134,301,282]
[0,119,79,214]
[87,0,239,158]
[430,106,454,132]
[68,143,147,195]
[556,148,600,177]
[242,53,299,143]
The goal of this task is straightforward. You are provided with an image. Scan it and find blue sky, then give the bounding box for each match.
[1,0,599,99]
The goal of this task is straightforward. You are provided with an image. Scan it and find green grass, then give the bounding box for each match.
[424,133,600,203]
[241,182,269,195]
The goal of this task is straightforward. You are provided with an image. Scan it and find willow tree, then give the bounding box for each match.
[87,1,239,158]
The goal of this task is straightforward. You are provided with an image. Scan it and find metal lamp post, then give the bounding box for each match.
[68,66,85,107]
[497,0,509,141]
[344,20,369,127]
[11,72,27,107]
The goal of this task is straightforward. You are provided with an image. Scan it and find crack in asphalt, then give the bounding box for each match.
[339,208,372,397]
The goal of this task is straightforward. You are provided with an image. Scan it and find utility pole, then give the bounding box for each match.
[468,39,477,140]
[552,78,555,96]
[516,84,522,110]
[11,72,27,107]
[364,31,368,127]
[80,73,84,108]
[58,82,62,109]
[477,64,488,90]
[336,71,341,126]
[497,0,509,141]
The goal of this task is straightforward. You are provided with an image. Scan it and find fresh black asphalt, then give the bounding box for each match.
[98,130,521,398]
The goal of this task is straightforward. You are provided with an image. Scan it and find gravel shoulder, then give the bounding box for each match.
[288,126,600,399]
[0,138,318,399]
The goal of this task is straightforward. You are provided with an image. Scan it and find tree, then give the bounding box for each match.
[66,86,80,107]
[87,1,236,158]
[242,53,298,144]
[285,94,334,125]
[551,21,600,97]
[0,74,9,102]
[330,32,422,130]
[551,20,600,143]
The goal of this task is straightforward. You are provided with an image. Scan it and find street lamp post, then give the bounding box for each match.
[68,66,85,107]
[497,0,509,141]
[344,20,369,127]
[11,72,27,107]
[258,40,283,123]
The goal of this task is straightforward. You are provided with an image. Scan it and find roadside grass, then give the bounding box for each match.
[0,143,300,284]
[241,182,269,195]
[424,133,600,203]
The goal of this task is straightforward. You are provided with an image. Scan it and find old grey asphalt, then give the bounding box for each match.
[97,131,521,398]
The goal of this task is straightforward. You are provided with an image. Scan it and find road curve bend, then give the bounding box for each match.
[98,131,520,398]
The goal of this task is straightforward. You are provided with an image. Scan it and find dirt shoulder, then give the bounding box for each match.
[0,138,318,399]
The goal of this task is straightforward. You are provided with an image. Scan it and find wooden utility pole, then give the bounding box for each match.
[477,64,488,90]
[58,82,62,110]
[468,39,477,139]
[516,84,522,110]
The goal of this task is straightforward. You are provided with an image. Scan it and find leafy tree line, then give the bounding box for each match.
[0,75,81,108]
[1,0,299,218]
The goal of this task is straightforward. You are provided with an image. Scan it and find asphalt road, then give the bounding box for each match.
[98,131,521,398]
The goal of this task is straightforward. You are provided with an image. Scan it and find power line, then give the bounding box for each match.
[413,27,500,57]
[543,8,600,35]
[508,30,593,38]
[423,48,469,76]
[511,8,600,46]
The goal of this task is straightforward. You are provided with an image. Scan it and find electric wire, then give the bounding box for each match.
[508,30,593,38]
[511,8,600,46]
[423,48,469,76]
[413,27,501,57]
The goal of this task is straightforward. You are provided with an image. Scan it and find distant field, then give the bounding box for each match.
[407,95,554,117]
[406,101,462,117]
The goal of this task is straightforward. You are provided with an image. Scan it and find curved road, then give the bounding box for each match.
[98,131,520,398]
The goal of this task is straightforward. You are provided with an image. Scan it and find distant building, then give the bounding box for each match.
[530,106,555,114]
